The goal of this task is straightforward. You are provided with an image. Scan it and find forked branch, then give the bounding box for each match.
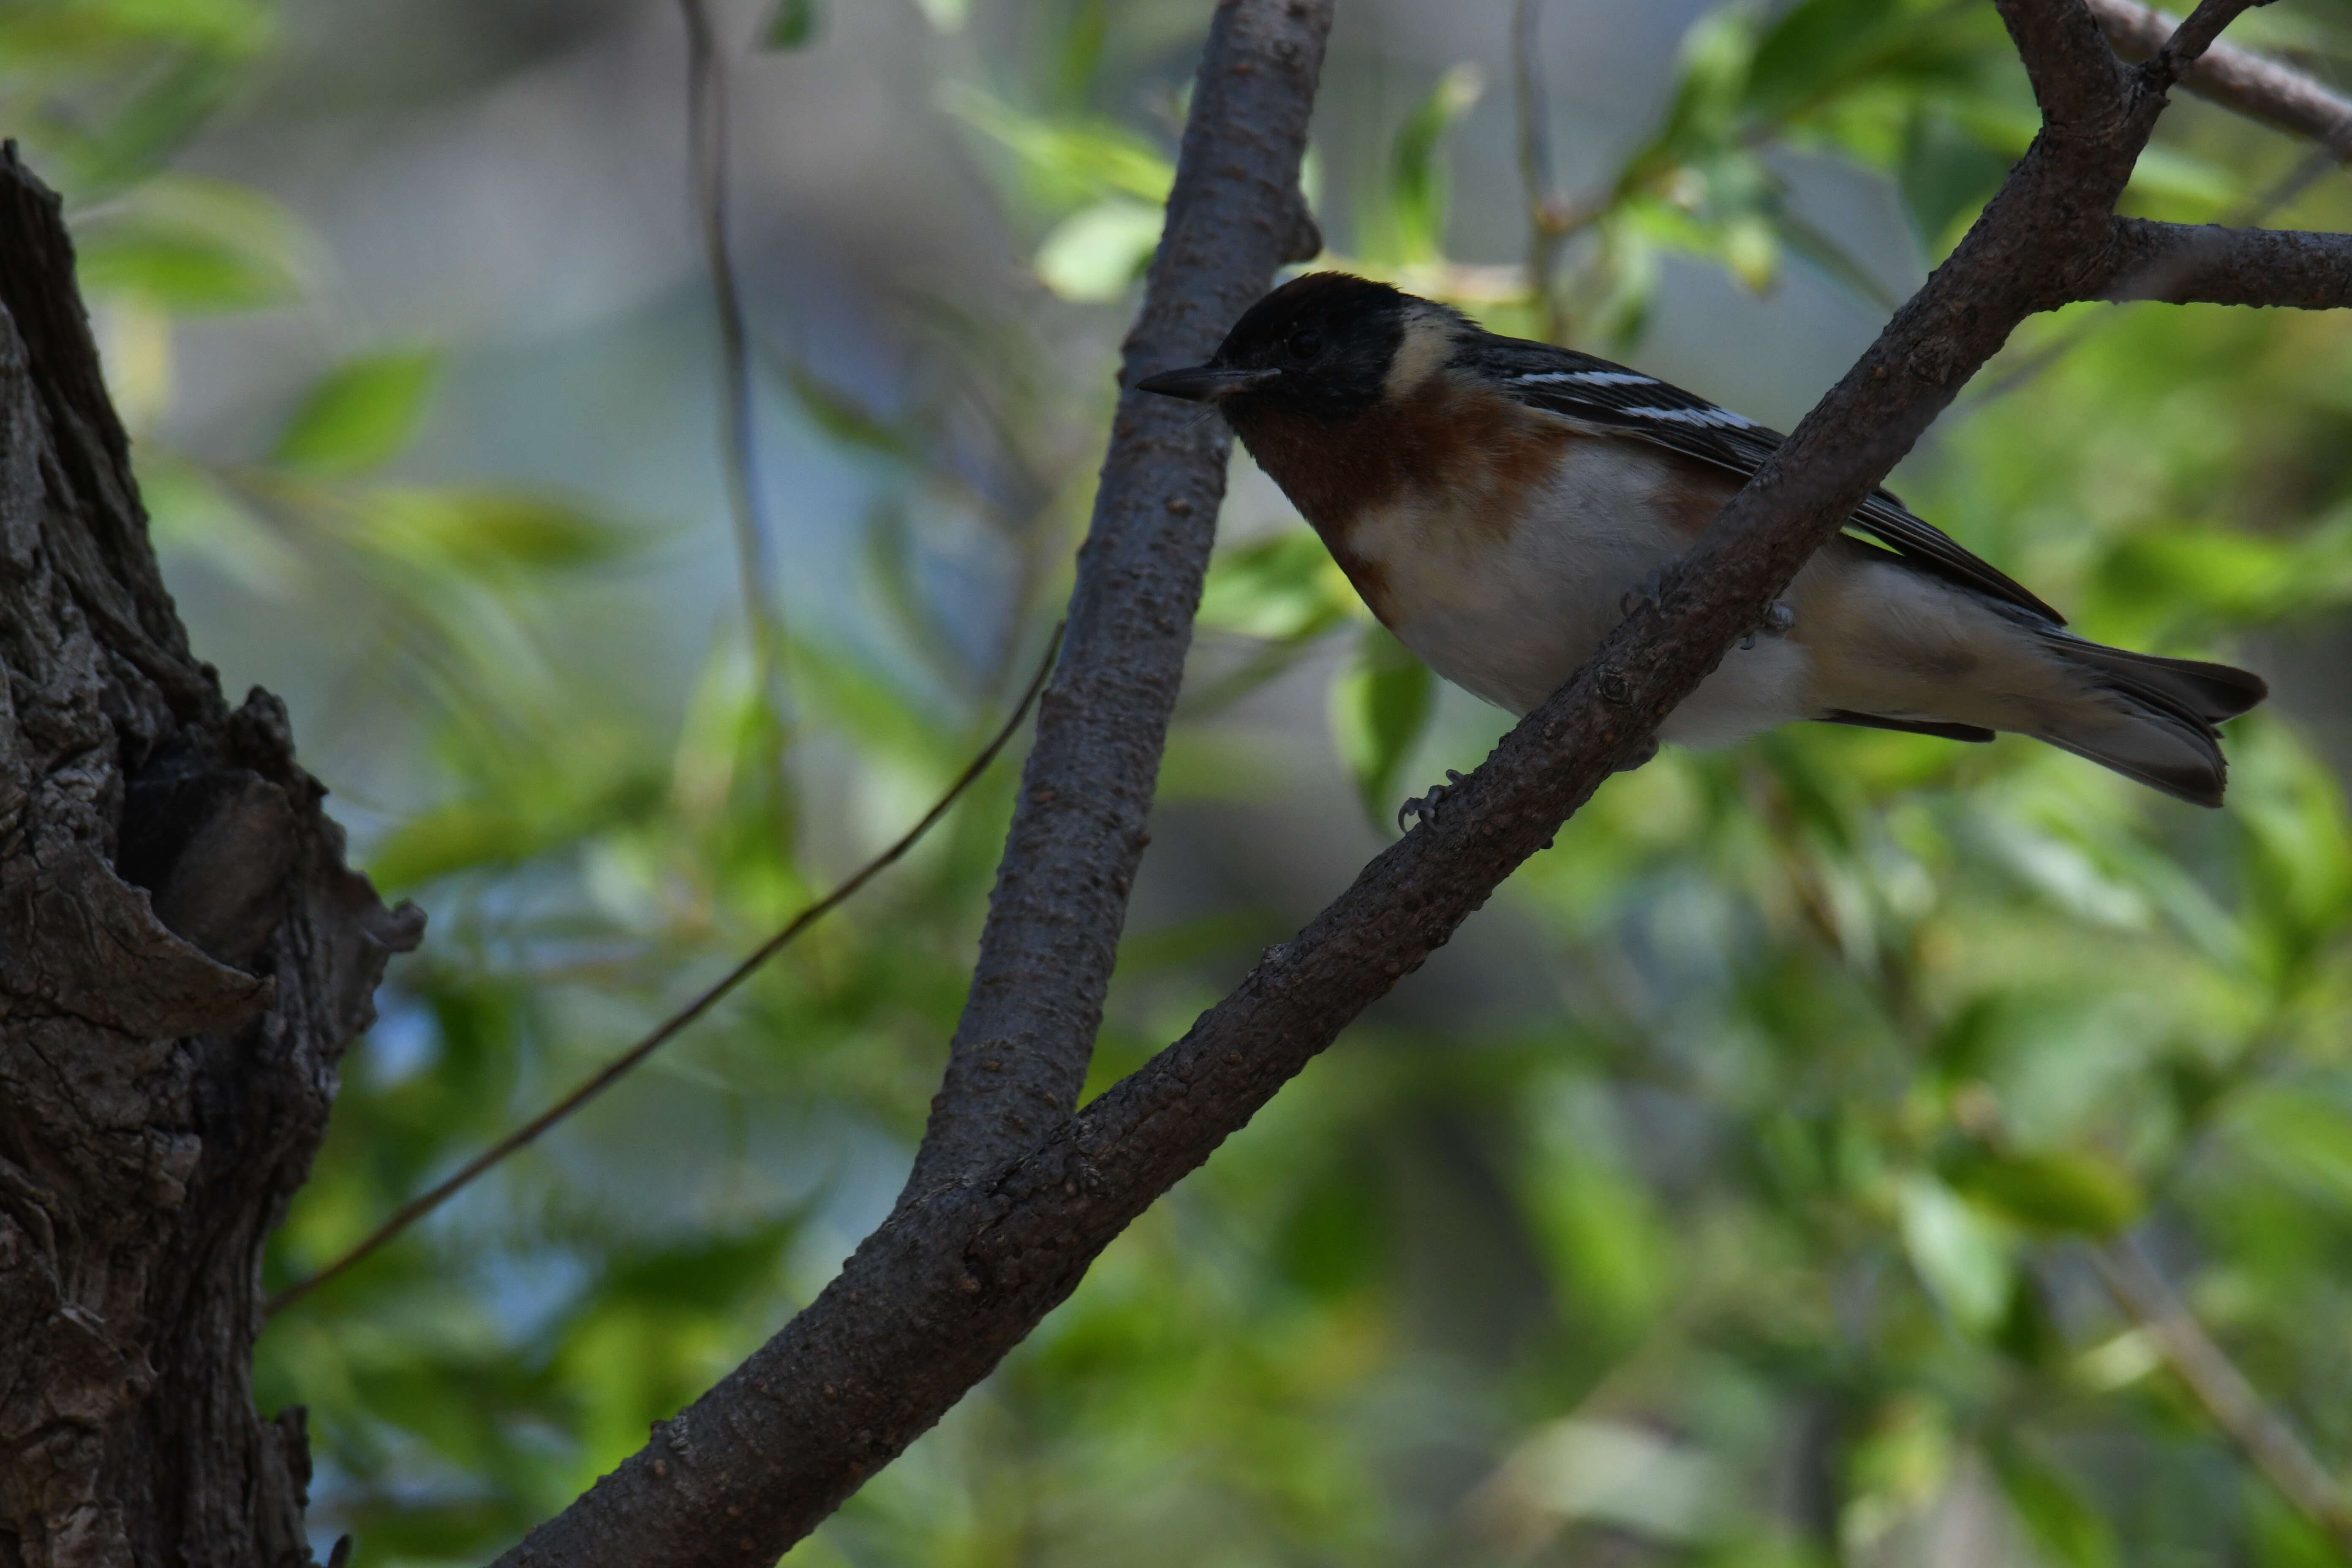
[2089,0,2352,154]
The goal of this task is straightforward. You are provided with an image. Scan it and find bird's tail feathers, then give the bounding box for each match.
[2044,634,2268,724]
[2033,632,2268,808]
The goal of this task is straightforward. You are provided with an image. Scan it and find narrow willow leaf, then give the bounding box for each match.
[1386,63,1484,265]
[1331,626,1435,831]
[1945,1148,2144,1237]
[272,352,441,476]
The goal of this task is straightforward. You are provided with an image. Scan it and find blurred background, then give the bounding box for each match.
[12,0,2352,1562]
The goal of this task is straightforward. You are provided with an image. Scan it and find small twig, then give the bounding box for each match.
[681,0,790,747]
[1512,0,1565,340]
[2140,0,2279,98]
[1511,0,1598,343]
[266,625,1064,1316]
[2095,1237,2352,1554]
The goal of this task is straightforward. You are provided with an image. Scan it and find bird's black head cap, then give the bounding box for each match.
[1137,272,1433,422]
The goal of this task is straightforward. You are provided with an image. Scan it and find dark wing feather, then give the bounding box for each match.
[1469,335,2066,625]
[1820,710,1996,743]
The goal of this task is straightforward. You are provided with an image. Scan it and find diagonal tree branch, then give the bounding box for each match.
[2096,1239,2352,1552]
[2088,0,2352,154]
[486,4,2327,1565]
[899,0,1327,1198]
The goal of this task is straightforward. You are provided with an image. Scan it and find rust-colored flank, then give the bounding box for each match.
[1655,454,1742,543]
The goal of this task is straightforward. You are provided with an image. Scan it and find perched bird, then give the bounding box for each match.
[1138,272,2266,808]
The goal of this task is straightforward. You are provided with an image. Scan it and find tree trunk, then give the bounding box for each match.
[0,146,421,1568]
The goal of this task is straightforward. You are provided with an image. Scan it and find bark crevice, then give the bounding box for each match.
[0,143,422,1568]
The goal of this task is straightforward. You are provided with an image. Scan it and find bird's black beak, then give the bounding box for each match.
[1135,365,1280,403]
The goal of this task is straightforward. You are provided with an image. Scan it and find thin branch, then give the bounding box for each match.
[2088,0,2352,153]
[266,625,1063,1318]
[896,0,1330,1200]
[2098,216,2352,307]
[680,0,790,747]
[2095,1238,2352,1553]
[1511,0,1557,231]
[485,11,2240,1567]
[2138,0,2277,96]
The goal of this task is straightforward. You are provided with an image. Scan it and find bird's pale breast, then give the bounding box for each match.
[1236,376,1817,742]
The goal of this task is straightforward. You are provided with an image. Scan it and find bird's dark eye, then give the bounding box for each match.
[1286,327,1325,362]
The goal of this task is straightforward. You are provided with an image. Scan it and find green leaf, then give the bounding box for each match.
[0,0,274,61]
[1900,108,2015,254]
[1944,1148,2144,1237]
[70,174,313,311]
[63,54,245,195]
[141,457,307,596]
[1386,63,1484,265]
[1745,0,1989,131]
[944,88,1173,211]
[761,0,818,49]
[2230,1086,2352,1212]
[368,764,665,890]
[1033,199,1161,302]
[1276,1143,1394,1300]
[1992,1443,2119,1568]
[1198,530,1357,642]
[1900,1174,2014,1331]
[368,798,539,890]
[1330,625,1435,831]
[1631,4,1759,179]
[594,1225,798,1308]
[272,352,441,476]
[1743,0,1881,118]
[75,231,294,310]
[346,487,632,575]
[2123,142,2240,219]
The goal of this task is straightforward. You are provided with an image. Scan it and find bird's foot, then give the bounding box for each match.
[1619,566,1671,619]
[1740,600,1797,651]
[1398,769,1468,833]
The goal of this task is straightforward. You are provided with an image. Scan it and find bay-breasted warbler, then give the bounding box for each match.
[1141,272,2265,809]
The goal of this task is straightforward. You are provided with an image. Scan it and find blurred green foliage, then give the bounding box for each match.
[15,0,2352,1565]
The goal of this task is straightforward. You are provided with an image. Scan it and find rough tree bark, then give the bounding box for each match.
[0,146,422,1568]
[2089,0,2352,152]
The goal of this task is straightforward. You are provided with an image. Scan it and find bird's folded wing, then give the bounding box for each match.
[1476,338,2064,625]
